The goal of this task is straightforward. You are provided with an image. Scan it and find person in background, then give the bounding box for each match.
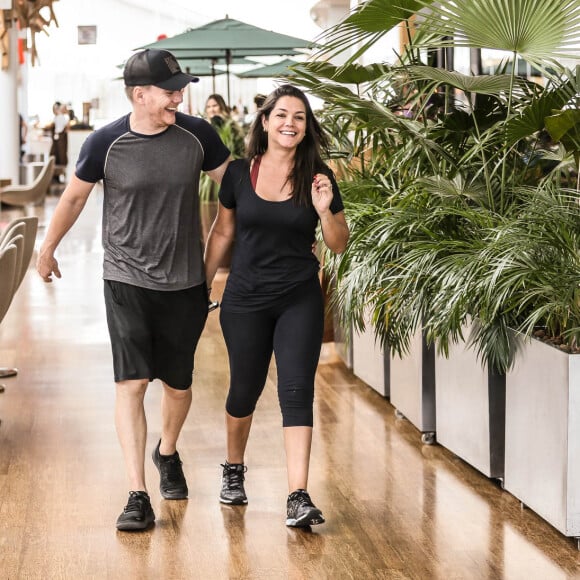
[19,113,28,161]
[50,101,69,169]
[205,93,246,159]
[36,48,231,532]
[243,93,266,129]
[204,84,349,527]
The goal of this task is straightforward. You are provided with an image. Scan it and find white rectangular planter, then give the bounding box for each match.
[435,335,505,479]
[505,338,580,538]
[333,310,353,371]
[390,328,436,440]
[351,308,389,397]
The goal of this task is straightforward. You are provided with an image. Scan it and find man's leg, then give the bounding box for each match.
[115,378,155,531]
[115,378,149,491]
[151,382,192,500]
[159,383,192,455]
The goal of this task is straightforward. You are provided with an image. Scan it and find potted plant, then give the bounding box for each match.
[289,0,580,515]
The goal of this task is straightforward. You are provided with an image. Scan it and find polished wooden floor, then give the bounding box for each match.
[2,193,580,580]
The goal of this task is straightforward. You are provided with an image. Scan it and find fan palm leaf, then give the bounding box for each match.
[413,0,580,72]
[320,0,580,72]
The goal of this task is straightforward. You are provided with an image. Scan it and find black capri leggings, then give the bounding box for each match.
[219,276,324,427]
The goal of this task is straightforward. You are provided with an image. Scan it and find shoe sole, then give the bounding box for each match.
[116,515,155,531]
[160,490,188,500]
[219,496,248,505]
[286,511,325,527]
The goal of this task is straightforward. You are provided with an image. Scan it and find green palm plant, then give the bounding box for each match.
[288,0,580,372]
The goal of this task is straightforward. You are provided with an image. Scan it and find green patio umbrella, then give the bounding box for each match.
[137,17,314,103]
[176,56,254,92]
[235,58,300,79]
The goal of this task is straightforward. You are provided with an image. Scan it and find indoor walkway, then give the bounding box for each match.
[1,193,580,579]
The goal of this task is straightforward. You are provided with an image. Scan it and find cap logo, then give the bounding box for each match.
[164,56,181,74]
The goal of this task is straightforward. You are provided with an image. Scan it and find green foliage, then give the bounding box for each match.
[291,0,580,372]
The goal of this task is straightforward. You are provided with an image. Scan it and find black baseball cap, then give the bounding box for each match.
[123,49,199,90]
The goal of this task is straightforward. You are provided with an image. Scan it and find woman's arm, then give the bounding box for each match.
[319,210,349,254]
[204,201,236,290]
[311,173,349,254]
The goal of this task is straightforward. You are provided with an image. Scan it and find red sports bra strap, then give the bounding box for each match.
[250,156,261,189]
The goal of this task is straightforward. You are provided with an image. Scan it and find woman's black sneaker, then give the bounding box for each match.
[152,440,188,499]
[286,489,325,527]
[116,491,155,531]
[219,461,248,505]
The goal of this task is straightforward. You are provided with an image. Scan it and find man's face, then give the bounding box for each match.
[140,85,184,128]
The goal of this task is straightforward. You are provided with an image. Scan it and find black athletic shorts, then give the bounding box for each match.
[104,280,208,390]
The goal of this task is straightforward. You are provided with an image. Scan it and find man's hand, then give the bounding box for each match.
[37,252,62,283]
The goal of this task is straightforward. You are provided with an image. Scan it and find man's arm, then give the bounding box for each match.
[37,175,95,282]
[205,157,231,186]
[204,202,236,292]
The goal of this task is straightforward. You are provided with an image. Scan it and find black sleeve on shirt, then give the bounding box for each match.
[75,115,129,183]
[219,159,247,209]
[175,112,230,172]
[328,173,344,214]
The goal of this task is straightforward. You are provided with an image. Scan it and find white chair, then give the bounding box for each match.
[0,156,55,208]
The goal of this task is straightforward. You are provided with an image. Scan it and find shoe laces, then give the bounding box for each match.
[288,489,314,509]
[124,491,149,512]
[221,462,247,489]
[162,454,184,482]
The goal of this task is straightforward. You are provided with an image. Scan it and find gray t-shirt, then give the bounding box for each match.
[75,112,230,291]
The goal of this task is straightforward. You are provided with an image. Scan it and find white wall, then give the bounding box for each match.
[24,0,324,128]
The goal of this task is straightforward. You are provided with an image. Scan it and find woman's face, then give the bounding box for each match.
[205,98,223,118]
[262,96,307,151]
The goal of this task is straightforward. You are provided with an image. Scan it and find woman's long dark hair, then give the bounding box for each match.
[246,84,331,206]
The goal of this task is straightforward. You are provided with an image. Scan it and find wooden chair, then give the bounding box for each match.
[0,243,19,393]
[0,156,55,208]
[0,217,39,292]
[0,217,39,381]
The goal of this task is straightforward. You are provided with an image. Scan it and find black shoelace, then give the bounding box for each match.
[124,491,148,513]
[288,490,313,510]
[163,455,184,483]
[222,463,247,489]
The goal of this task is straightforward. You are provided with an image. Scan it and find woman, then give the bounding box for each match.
[205,93,246,159]
[49,101,69,169]
[204,84,349,527]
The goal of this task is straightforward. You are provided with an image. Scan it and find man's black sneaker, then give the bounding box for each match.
[286,489,325,527]
[219,461,248,505]
[152,440,188,499]
[116,491,155,531]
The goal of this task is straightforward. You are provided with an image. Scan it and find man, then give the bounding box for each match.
[36,49,231,531]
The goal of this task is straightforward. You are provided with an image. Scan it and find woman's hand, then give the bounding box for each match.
[311,173,333,216]
[311,173,350,254]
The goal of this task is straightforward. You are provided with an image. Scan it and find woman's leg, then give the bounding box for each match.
[220,308,274,461]
[219,308,275,504]
[273,278,324,492]
[283,426,312,491]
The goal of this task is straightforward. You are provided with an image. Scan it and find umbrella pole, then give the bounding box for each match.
[212,59,216,93]
[226,49,231,106]
[185,67,192,114]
